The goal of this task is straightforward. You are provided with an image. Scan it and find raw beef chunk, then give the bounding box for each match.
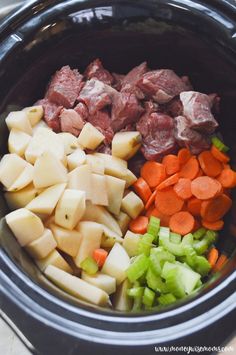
[84,58,114,85]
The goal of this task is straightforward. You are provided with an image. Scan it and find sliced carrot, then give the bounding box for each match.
[145,206,155,217]
[169,211,195,235]
[202,219,224,231]
[187,197,202,216]
[217,168,236,188]
[198,150,223,177]
[207,248,219,268]
[155,187,184,216]
[93,248,108,268]
[141,161,166,188]
[191,176,222,200]
[178,148,192,166]
[224,188,231,197]
[145,190,157,210]
[149,208,170,227]
[162,154,180,175]
[196,168,203,178]
[213,254,228,272]
[129,216,149,234]
[200,194,232,222]
[133,177,152,203]
[156,173,180,191]
[179,156,199,180]
[174,178,193,200]
[211,145,230,164]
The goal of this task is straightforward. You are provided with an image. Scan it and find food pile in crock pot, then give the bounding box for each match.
[0,59,235,310]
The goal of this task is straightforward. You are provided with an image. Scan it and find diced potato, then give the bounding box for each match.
[44,215,55,228]
[58,132,80,155]
[32,120,52,134]
[123,169,137,188]
[74,221,103,267]
[101,225,123,248]
[113,279,132,311]
[25,228,57,259]
[8,129,31,157]
[94,153,128,169]
[81,271,116,295]
[123,230,140,257]
[94,153,128,179]
[91,174,108,206]
[33,151,67,189]
[67,164,91,200]
[50,224,82,257]
[121,191,144,219]
[67,148,86,171]
[83,202,122,236]
[23,105,44,126]
[78,122,105,150]
[55,189,86,230]
[25,127,65,164]
[26,183,66,215]
[86,155,104,175]
[116,211,131,235]
[101,243,130,285]
[4,184,40,210]
[0,153,27,190]
[106,175,125,215]
[36,250,72,273]
[8,163,33,191]
[112,131,142,160]
[44,265,109,306]
[5,111,32,135]
[6,208,44,246]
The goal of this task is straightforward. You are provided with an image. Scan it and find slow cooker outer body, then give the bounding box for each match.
[0,0,236,354]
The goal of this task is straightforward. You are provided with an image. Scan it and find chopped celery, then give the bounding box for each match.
[193,239,209,255]
[159,231,193,256]
[142,287,155,307]
[170,233,181,244]
[211,136,229,152]
[184,246,211,276]
[193,228,207,240]
[158,293,177,305]
[206,230,218,243]
[159,227,170,238]
[126,254,149,282]
[127,286,144,298]
[138,233,154,256]
[147,216,160,240]
[146,267,167,293]
[164,267,185,298]
[150,247,175,275]
[80,257,98,275]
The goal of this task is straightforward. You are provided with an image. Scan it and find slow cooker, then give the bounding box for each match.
[0,1,235,354]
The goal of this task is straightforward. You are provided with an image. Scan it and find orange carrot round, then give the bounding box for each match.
[179,156,199,180]
[187,197,202,216]
[145,190,157,210]
[169,211,195,235]
[93,248,108,268]
[150,208,170,227]
[213,254,228,272]
[133,177,152,203]
[155,187,184,216]
[191,176,222,200]
[178,148,192,166]
[162,154,180,175]
[145,206,155,218]
[200,194,232,222]
[141,161,166,188]
[129,216,149,234]
[198,150,223,177]
[156,173,179,191]
[207,247,219,268]
[202,219,224,231]
[217,168,236,188]
[196,168,203,178]
[174,178,193,200]
[211,145,230,164]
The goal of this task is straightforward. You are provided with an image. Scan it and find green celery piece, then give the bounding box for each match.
[126,254,150,282]
[158,293,177,305]
[146,267,167,293]
[211,136,229,152]
[170,233,182,244]
[80,257,98,275]
[193,239,209,255]
[142,287,155,307]
[159,231,193,256]
[138,233,154,256]
[164,267,186,299]
[184,245,211,276]
[193,228,207,240]
[127,286,144,298]
[150,247,175,275]
[206,230,218,243]
[147,216,160,240]
[132,288,144,312]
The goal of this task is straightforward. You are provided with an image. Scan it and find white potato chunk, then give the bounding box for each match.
[113,279,132,311]
[0,153,27,190]
[94,152,128,179]
[25,127,65,164]
[78,122,105,150]
[83,202,122,236]
[101,225,123,248]
[112,131,142,160]
[36,250,72,273]
[4,184,40,210]
[55,189,86,230]
[5,111,32,135]
[6,208,44,246]
[73,221,103,267]
[81,271,116,295]
[33,151,67,189]
[91,174,108,206]
[23,105,44,126]
[123,230,140,257]
[58,132,79,155]
[67,164,91,199]
[8,163,33,191]
[116,211,131,235]
[121,191,144,219]
[86,155,104,175]
[25,228,56,259]
[32,120,52,134]
[67,148,86,171]
[50,224,82,257]
[102,243,130,285]
[8,128,31,157]
[123,169,137,188]
[26,183,66,215]
[45,265,109,306]
[106,175,125,215]
[94,153,128,168]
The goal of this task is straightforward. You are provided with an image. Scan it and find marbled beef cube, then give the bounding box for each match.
[36,98,62,132]
[60,109,85,136]
[88,110,114,144]
[84,58,114,85]
[121,62,148,99]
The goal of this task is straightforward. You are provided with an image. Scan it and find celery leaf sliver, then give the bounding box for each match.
[158,293,177,305]
[142,287,155,307]
[126,254,149,282]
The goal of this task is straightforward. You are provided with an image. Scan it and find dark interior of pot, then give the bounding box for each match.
[0,0,236,313]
